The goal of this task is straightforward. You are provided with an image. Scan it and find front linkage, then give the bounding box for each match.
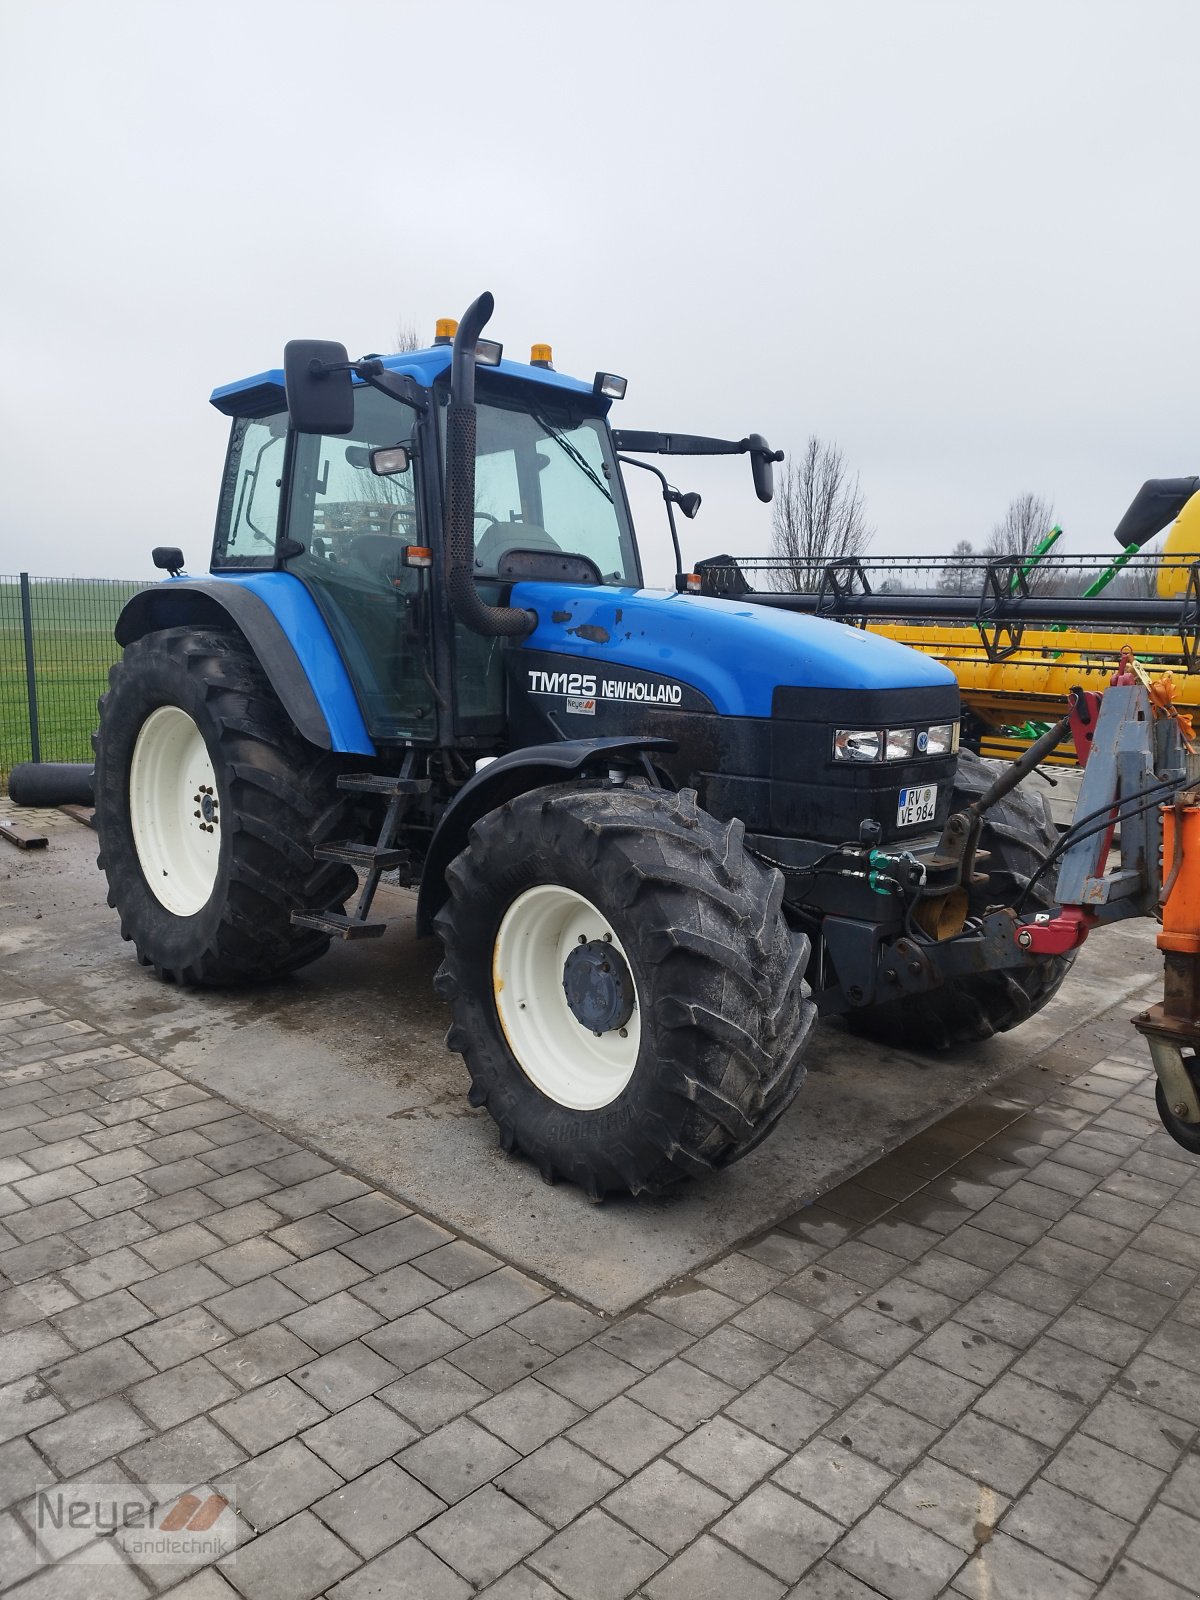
[808,712,1084,1020]
[818,656,1200,1162]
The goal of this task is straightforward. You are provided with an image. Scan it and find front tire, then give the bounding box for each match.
[93,626,358,985]
[846,750,1075,1049]
[434,785,815,1198]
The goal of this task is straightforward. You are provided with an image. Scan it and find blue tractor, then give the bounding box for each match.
[93,293,1071,1197]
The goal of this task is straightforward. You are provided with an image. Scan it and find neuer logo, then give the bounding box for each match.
[33,1481,241,1565]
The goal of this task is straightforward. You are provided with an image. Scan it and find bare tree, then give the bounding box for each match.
[394,320,422,353]
[938,538,976,595]
[1107,559,1159,600]
[985,493,1059,592]
[769,436,873,591]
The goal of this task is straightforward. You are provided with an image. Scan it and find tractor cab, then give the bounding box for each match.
[209,338,640,748]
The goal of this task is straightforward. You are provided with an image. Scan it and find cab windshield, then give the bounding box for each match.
[462,394,640,586]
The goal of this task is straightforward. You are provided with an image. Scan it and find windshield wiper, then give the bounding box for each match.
[530,412,613,503]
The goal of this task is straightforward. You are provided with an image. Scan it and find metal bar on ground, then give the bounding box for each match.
[18,573,40,764]
[0,818,48,849]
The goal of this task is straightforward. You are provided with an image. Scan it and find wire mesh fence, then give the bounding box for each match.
[1,574,152,790]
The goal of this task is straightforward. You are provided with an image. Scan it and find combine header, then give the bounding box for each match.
[694,476,1200,764]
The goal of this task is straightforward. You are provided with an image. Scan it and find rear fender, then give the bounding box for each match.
[115,576,374,754]
[417,735,676,936]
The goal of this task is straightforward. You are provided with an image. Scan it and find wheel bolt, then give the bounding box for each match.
[603,932,612,943]
[578,935,586,945]
[619,1027,628,1038]
[1175,1103,1189,1117]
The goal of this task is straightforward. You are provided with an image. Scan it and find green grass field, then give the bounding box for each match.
[1,577,150,788]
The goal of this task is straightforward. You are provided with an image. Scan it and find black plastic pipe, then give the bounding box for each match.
[8,762,93,807]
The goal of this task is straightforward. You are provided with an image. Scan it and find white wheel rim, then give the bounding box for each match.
[129,706,221,917]
[493,884,641,1111]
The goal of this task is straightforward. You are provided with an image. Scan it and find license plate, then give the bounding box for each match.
[896,784,937,827]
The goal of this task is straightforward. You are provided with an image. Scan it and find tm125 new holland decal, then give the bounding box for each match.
[527,669,683,712]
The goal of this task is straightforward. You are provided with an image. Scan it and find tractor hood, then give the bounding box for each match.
[511,583,955,718]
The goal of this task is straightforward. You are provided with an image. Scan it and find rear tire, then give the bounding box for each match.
[846,750,1075,1049]
[434,784,815,1197]
[93,626,358,985]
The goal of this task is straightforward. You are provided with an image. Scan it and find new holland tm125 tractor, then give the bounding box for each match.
[93,293,1072,1198]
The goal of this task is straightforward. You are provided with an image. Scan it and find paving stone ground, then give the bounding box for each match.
[0,974,1197,1599]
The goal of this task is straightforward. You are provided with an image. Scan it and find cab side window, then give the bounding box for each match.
[213,413,288,568]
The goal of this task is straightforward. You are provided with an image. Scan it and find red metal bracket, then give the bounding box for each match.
[1015,906,1098,955]
[1068,689,1104,768]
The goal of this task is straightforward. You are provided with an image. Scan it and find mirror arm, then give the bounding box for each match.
[618,453,683,579]
[350,360,428,413]
[301,356,429,413]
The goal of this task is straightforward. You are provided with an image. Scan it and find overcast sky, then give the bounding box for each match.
[3,0,1198,585]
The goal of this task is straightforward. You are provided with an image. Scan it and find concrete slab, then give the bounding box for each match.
[0,809,1159,1313]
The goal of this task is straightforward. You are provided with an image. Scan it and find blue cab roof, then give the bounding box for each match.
[210,344,606,418]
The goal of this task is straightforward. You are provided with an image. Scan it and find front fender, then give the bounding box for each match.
[115,574,374,754]
[416,735,676,937]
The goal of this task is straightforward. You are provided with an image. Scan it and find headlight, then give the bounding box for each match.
[834,729,881,762]
[924,722,958,756]
[885,728,916,761]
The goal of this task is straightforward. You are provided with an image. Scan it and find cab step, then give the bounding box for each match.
[314,841,410,872]
[337,773,432,796]
[290,910,388,940]
[298,758,425,939]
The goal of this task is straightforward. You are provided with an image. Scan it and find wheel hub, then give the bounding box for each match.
[492,883,641,1110]
[562,939,635,1035]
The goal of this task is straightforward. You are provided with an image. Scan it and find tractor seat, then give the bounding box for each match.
[474,521,561,577]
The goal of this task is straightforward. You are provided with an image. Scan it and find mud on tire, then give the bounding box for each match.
[434,784,816,1198]
[93,626,359,985]
[847,749,1075,1050]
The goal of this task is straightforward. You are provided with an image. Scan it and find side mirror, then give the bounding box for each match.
[676,491,702,520]
[284,339,354,436]
[152,546,185,576]
[369,446,410,477]
[747,434,781,504]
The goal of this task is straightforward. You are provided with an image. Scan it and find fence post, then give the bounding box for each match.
[18,573,41,764]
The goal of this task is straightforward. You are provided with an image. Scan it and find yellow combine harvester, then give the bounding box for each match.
[695,477,1200,767]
